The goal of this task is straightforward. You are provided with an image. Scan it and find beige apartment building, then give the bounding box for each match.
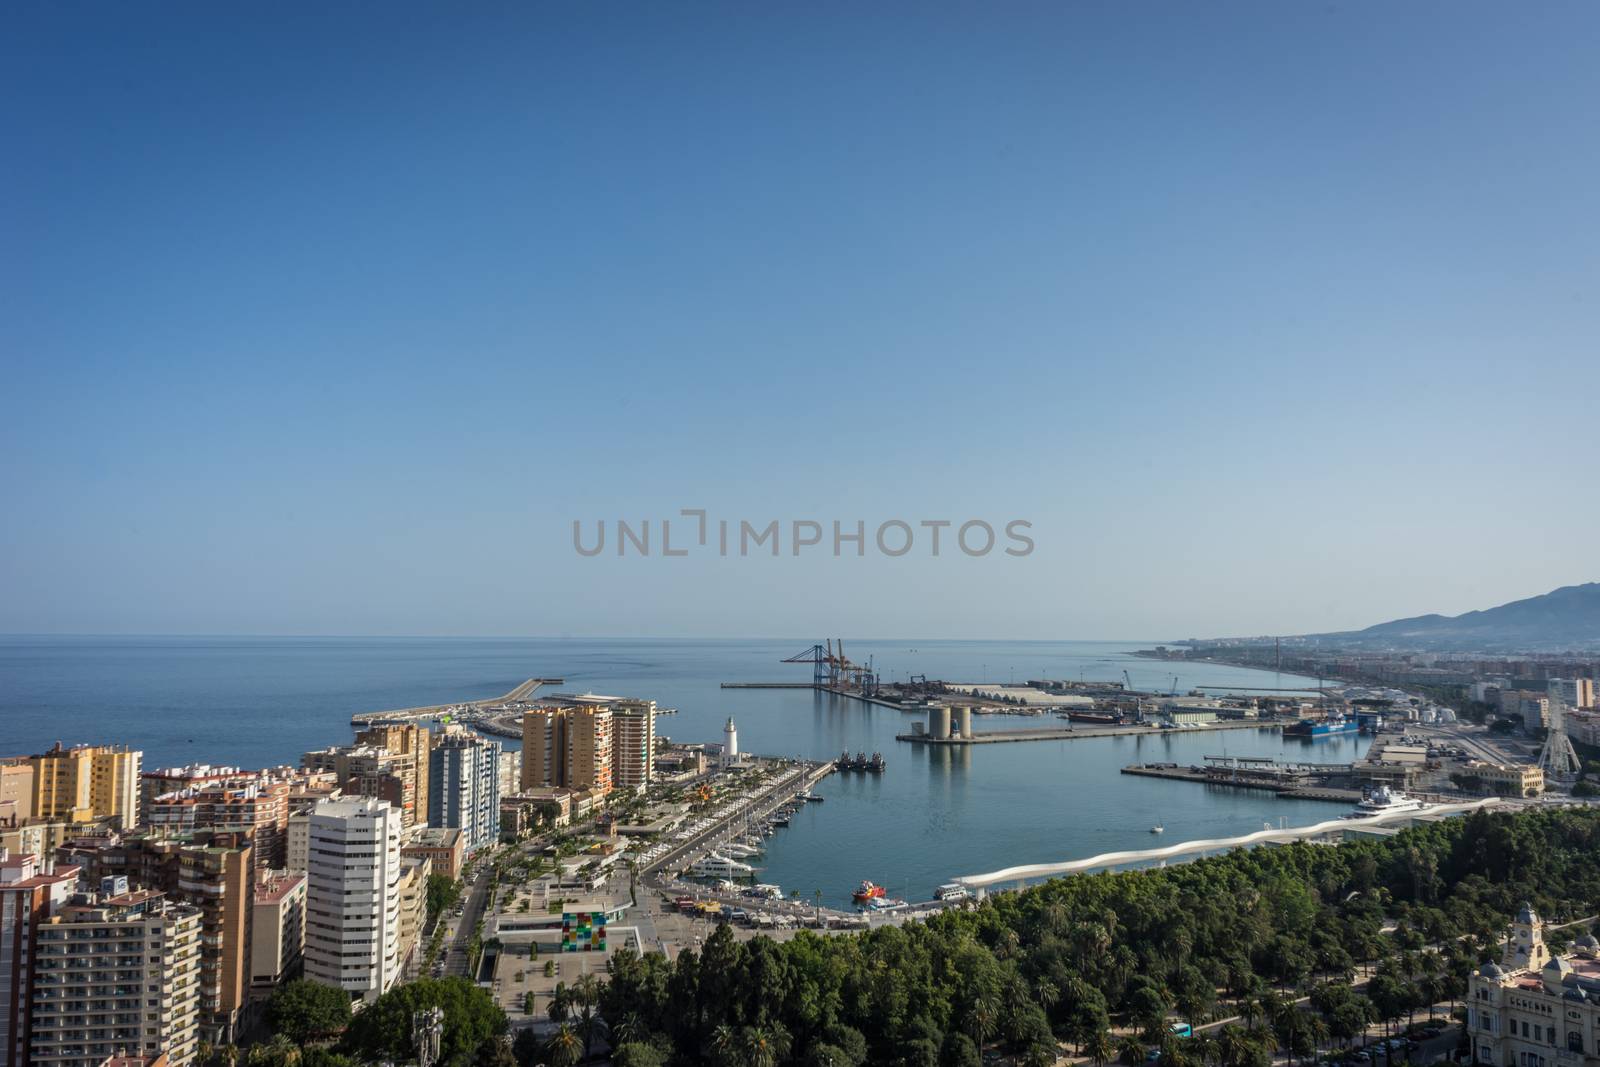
[521,706,614,795]
[23,745,142,831]
[610,701,657,791]
[249,870,306,998]
[30,889,201,1067]
[353,724,433,827]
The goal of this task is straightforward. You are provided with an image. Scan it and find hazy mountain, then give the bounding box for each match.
[1313,582,1600,650]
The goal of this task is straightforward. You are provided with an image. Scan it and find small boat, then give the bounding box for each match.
[852,880,887,903]
[1150,824,1164,834]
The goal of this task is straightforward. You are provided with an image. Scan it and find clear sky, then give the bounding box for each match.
[4,3,1598,640]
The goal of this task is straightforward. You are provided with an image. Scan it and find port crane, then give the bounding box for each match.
[780,639,877,691]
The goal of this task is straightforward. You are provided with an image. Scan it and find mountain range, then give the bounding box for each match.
[1310,582,1600,651]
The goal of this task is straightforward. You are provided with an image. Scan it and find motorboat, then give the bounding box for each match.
[688,853,755,879]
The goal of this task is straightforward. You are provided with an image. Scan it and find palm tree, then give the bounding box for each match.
[544,1024,583,1067]
[969,992,1000,1049]
[613,1011,647,1047]
[1218,1025,1251,1067]
[1193,1033,1219,1067]
[711,1023,739,1064]
[547,981,572,1024]
[1037,977,1061,1018]
[1118,1035,1148,1066]
[742,1023,792,1067]
[1087,1027,1117,1067]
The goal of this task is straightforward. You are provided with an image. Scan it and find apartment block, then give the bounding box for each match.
[610,701,656,790]
[352,725,433,829]
[521,706,613,795]
[29,889,200,1067]
[1,851,81,1067]
[427,731,500,853]
[24,746,142,832]
[303,798,401,1004]
[396,855,430,972]
[249,871,306,998]
[301,746,423,829]
[66,832,255,1043]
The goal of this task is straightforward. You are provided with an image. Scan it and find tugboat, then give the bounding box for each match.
[836,751,888,772]
[852,880,887,903]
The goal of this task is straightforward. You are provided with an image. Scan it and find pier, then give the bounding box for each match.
[1121,762,1362,803]
[896,720,1280,746]
[349,677,564,727]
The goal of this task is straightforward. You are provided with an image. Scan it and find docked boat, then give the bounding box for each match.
[688,853,755,879]
[851,880,886,903]
[721,842,759,858]
[1067,710,1125,725]
[836,751,887,773]
[1351,785,1427,818]
[1283,713,1359,738]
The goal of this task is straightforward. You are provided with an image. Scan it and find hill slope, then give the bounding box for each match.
[1317,582,1600,650]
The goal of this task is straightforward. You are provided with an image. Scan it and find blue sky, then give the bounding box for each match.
[4,3,1597,639]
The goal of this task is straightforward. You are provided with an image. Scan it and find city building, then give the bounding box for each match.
[1,764,35,831]
[352,725,433,830]
[611,702,656,791]
[249,870,306,999]
[30,888,201,1067]
[496,749,521,800]
[401,828,463,881]
[1468,903,1600,1067]
[1549,679,1597,711]
[303,798,402,1004]
[521,706,613,795]
[22,745,142,831]
[427,730,500,853]
[65,831,255,1043]
[1,851,80,1067]
[395,854,430,971]
[301,745,424,830]
[1460,761,1546,797]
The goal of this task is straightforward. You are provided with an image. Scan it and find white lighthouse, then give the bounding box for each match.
[722,716,739,765]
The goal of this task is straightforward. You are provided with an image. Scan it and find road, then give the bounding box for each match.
[442,861,496,978]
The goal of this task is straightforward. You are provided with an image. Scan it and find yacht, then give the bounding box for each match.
[721,842,759,858]
[1150,824,1164,834]
[1352,786,1427,818]
[688,853,755,879]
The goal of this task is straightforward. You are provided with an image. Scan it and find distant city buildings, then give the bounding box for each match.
[303,797,402,1004]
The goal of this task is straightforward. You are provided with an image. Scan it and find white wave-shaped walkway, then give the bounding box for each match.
[955,798,1499,889]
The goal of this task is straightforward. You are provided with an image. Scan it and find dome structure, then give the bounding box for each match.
[1542,955,1573,992]
[1479,962,1506,979]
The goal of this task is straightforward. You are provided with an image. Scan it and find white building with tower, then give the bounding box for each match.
[722,717,738,765]
[1468,903,1600,1067]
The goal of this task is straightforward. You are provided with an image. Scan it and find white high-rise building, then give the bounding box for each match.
[303,797,402,1004]
[428,731,501,854]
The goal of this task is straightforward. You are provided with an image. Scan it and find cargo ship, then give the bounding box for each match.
[1065,710,1125,725]
[1283,714,1358,738]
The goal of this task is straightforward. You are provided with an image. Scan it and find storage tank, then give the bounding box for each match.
[931,706,952,740]
[955,705,973,739]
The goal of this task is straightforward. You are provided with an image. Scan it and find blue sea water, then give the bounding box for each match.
[0,636,1366,906]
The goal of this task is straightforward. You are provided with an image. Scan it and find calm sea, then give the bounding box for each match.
[0,636,1367,906]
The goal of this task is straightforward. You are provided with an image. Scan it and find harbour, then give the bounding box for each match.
[2,635,1372,909]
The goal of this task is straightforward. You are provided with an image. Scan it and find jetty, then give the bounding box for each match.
[896,720,1278,746]
[349,677,564,727]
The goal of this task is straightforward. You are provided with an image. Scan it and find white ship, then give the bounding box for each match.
[1352,786,1427,817]
[688,853,755,878]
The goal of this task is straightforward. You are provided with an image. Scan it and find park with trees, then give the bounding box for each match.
[246,806,1600,1067]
